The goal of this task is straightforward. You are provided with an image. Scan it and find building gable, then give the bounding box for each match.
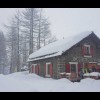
[62,32,100,56]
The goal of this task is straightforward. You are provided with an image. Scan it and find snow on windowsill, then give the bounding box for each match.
[84,72,100,77]
[59,72,71,76]
[66,73,71,75]
[84,55,92,58]
[45,75,51,78]
[59,72,66,75]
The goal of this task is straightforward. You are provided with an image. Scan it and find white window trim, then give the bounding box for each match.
[84,55,92,58]
[98,63,100,65]
[46,62,51,77]
[31,64,34,73]
[84,44,91,57]
[69,62,78,64]
[33,64,37,73]
[89,62,97,64]
[69,62,78,77]
[84,44,90,47]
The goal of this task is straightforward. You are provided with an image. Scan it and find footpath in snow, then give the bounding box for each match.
[0,71,100,92]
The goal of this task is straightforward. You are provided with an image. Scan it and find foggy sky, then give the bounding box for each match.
[0,8,100,39]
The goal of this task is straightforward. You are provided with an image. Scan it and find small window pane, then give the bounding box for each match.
[85,47,90,55]
[71,64,76,73]
[47,64,50,75]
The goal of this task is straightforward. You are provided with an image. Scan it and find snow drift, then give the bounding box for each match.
[0,71,100,92]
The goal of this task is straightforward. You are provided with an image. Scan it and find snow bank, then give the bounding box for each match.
[0,71,100,92]
[84,72,100,77]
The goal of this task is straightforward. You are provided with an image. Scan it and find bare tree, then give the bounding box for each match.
[14,10,21,72]
[48,35,57,44]
[20,33,29,67]
[4,9,22,73]
[0,30,8,74]
[37,8,54,49]
[41,19,51,46]
[3,8,57,74]
[21,8,39,54]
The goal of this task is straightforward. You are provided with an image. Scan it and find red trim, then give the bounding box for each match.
[78,63,82,73]
[50,64,53,77]
[66,64,70,73]
[32,65,34,73]
[82,45,85,56]
[44,64,46,76]
[90,46,94,56]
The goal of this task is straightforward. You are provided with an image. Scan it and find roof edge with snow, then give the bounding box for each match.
[28,31,96,62]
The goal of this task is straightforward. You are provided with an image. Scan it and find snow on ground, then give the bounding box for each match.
[0,71,100,92]
[84,72,100,77]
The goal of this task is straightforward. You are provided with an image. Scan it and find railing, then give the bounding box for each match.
[59,72,78,81]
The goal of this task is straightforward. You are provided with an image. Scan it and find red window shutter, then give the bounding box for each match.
[44,64,46,76]
[50,64,53,77]
[32,65,34,73]
[84,46,87,55]
[90,46,94,56]
[78,63,82,73]
[36,65,38,74]
[66,64,70,73]
[82,45,85,56]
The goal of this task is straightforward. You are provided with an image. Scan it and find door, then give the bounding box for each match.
[70,64,77,73]
[70,62,78,80]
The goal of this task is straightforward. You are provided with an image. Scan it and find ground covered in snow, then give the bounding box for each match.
[0,71,100,92]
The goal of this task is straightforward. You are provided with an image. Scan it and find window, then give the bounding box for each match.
[46,63,51,77]
[84,45,90,55]
[69,62,78,79]
[69,62,78,73]
[47,64,50,75]
[45,63,53,77]
[71,64,77,73]
[33,64,37,73]
[82,44,93,57]
[31,64,38,74]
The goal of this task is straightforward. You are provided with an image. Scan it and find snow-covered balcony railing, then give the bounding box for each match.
[59,72,71,79]
[59,72,80,82]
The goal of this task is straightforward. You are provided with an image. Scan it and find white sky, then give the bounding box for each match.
[0,8,100,39]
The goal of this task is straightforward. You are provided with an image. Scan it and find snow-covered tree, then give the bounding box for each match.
[0,31,7,74]
[3,8,57,74]
[5,10,22,73]
[21,8,39,54]
[36,8,55,49]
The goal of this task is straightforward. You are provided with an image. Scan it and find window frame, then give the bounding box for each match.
[84,44,92,57]
[69,62,78,77]
[33,64,37,73]
[46,62,51,77]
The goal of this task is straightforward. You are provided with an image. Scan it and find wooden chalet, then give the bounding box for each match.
[28,31,100,81]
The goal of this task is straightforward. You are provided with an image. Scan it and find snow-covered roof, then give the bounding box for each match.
[28,31,92,62]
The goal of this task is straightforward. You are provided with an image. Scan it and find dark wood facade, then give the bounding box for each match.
[29,32,100,80]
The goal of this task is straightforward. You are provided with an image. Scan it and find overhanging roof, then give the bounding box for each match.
[28,31,94,62]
